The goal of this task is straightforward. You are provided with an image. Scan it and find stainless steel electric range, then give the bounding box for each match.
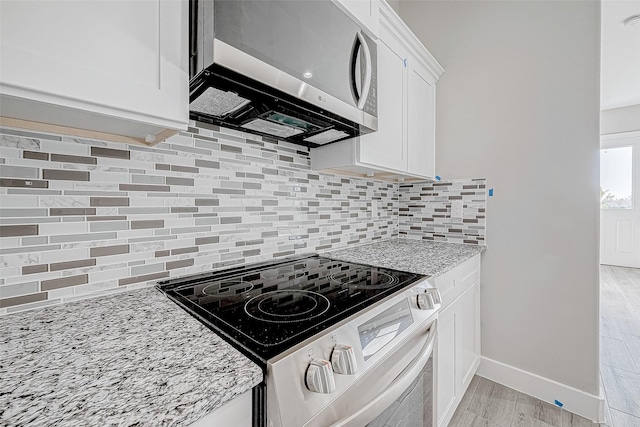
[157,254,441,427]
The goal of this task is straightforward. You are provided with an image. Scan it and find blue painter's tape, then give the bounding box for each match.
[554,400,563,408]
[435,176,441,181]
[488,188,494,197]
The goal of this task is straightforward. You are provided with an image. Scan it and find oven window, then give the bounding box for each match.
[358,298,413,361]
[366,355,433,427]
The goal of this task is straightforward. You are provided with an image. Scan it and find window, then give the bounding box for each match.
[600,146,633,209]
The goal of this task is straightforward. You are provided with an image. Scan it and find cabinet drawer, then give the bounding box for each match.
[434,254,480,309]
[433,267,457,308]
[458,255,481,291]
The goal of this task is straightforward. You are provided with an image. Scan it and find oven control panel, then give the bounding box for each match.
[358,298,414,361]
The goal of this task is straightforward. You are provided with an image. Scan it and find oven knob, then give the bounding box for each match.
[416,292,435,310]
[305,358,336,394]
[427,288,442,304]
[331,344,358,375]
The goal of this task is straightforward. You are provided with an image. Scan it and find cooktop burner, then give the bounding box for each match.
[245,290,331,323]
[202,280,254,297]
[328,269,398,288]
[157,255,425,364]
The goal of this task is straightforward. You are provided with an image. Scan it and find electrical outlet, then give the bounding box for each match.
[451,200,463,219]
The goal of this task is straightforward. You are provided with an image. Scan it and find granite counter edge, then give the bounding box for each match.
[322,240,486,278]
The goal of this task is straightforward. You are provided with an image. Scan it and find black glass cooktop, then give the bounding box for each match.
[156,255,425,365]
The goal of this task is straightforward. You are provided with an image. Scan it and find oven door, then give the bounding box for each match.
[306,320,436,427]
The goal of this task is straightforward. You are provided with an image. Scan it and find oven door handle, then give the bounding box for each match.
[330,325,436,427]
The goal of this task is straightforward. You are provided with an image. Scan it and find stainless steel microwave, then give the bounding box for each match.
[189,0,378,147]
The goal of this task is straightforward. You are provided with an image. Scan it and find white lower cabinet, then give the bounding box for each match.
[189,390,252,427]
[436,306,457,425]
[456,281,481,393]
[435,254,481,427]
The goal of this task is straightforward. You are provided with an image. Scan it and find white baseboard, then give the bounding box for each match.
[477,357,604,423]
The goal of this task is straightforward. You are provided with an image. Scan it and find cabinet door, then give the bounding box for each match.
[189,390,252,427]
[436,306,456,427]
[455,282,481,394]
[0,0,188,138]
[407,59,435,178]
[358,26,407,172]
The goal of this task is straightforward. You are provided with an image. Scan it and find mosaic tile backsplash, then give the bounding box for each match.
[0,123,400,314]
[398,179,487,244]
[0,122,486,314]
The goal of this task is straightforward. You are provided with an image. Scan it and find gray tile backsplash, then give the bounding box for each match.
[0,123,401,314]
[0,122,487,314]
[398,179,487,244]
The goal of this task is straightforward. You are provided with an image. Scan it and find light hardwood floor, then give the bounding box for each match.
[448,375,599,427]
[448,265,640,427]
[600,265,640,427]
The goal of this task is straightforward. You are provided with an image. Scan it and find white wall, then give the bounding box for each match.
[398,0,601,411]
[601,104,640,135]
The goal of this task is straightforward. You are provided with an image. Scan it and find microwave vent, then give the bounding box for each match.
[189,87,251,117]
[304,129,350,145]
[241,118,305,138]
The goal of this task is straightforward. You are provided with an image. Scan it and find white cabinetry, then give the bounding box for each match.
[407,59,436,178]
[332,0,380,37]
[311,0,442,180]
[437,306,457,425]
[189,390,252,427]
[0,0,188,146]
[358,24,408,172]
[435,254,481,427]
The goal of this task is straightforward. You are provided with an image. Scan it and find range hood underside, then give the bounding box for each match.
[189,65,366,148]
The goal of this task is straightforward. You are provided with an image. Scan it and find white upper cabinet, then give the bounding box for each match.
[311,0,443,180]
[0,0,188,145]
[332,0,380,38]
[407,59,436,178]
[358,27,408,172]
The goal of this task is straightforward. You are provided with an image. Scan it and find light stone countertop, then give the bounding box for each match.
[0,287,263,427]
[324,238,486,277]
[0,239,483,427]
